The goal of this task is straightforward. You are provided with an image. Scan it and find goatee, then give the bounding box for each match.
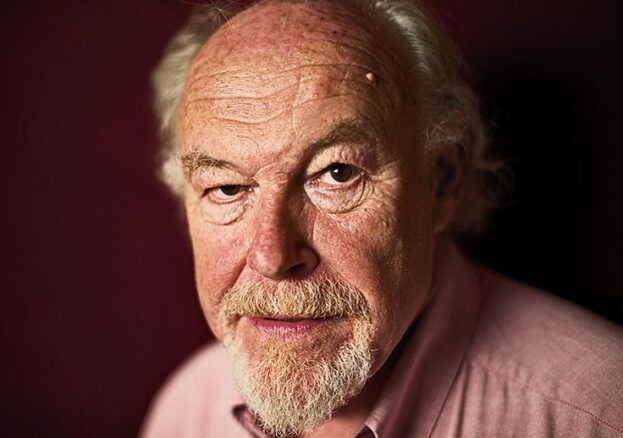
[219,278,374,437]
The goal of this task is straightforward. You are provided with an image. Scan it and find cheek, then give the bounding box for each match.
[314,196,435,348]
[187,211,250,339]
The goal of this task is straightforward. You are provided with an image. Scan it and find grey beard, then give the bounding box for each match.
[223,319,373,437]
[219,279,375,437]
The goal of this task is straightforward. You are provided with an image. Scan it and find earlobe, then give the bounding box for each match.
[432,143,465,233]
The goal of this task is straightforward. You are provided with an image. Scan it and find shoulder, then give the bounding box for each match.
[140,342,242,438]
[465,267,623,434]
[472,267,623,368]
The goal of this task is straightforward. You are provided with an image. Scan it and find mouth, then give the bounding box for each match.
[248,315,337,335]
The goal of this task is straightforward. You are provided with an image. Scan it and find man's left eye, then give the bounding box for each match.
[319,163,358,185]
[218,185,243,196]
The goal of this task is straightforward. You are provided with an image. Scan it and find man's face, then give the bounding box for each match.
[178,0,442,433]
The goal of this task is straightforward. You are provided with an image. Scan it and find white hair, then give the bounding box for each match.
[152,0,504,233]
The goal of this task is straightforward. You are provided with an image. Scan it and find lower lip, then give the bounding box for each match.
[250,317,331,335]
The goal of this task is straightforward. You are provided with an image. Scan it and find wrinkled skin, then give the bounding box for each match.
[178,0,461,435]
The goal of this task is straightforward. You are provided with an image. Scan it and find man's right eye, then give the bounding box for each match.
[205,185,246,203]
[319,163,358,185]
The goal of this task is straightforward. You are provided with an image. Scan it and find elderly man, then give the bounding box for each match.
[142,0,623,437]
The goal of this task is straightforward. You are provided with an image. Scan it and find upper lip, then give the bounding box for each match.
[256,315,333,321]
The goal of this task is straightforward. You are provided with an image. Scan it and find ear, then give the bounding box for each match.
[432,143,465,234]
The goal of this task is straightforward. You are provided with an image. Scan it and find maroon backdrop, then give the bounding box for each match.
[1,1,622,436]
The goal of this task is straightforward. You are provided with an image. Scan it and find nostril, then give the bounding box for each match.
[288,263,306,274]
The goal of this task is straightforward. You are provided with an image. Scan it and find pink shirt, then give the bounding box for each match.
[142,244,623,437]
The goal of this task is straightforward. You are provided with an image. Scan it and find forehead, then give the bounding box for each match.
[179,0,412,156]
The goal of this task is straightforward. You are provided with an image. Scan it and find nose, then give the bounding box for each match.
[247,197,318,279]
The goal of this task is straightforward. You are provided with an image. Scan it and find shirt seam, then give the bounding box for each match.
[469,354,623,434]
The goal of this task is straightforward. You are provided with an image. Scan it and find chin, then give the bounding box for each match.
[223,316,374,437]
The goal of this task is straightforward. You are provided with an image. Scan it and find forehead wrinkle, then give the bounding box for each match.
[292,93,389,119]
[183,102,288,126]
[184,72,390,127]
[186,63,383,98]
[185,69,297,98]
[198,112,289,126]
[298,37,391,76]
[182,84,297,122]
[308,120,375,151]
[184,86,293,103]
[298,112,383,152]
[189,61,382,84]
[187,91,385,131]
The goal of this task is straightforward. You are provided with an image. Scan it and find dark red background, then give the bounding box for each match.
[1,1,622,436]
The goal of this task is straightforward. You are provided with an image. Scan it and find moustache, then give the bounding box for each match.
[218,278,370,327]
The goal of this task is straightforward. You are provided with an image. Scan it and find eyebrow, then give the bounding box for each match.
[182,153,232,179]
[181,120,374,179]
